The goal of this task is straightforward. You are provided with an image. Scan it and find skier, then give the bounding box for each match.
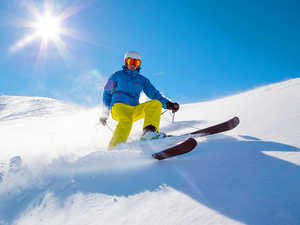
[99,51,179,149]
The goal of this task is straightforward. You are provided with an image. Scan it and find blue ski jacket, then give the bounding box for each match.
[103,66,169,110]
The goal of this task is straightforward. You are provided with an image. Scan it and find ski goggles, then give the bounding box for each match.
[125,58,141,67]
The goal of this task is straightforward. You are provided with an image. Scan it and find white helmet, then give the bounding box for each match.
[124,51,142,61]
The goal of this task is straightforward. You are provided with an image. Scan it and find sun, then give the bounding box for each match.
[37,17,61,38]
[7,0,96,74]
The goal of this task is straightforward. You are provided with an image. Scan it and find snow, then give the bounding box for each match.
[1,78,300,224]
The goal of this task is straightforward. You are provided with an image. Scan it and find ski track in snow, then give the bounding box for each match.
[1,79,300,224]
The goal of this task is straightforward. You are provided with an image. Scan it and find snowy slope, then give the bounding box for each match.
[0,95,86,125]
[1,79,300,225]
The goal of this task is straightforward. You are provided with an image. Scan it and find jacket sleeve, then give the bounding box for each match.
[102,74,116,110]
[143,78,170,109]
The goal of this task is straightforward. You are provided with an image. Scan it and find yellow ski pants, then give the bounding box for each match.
[109,99,162,148]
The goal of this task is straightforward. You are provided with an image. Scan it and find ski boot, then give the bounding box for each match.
[140,125,166,141]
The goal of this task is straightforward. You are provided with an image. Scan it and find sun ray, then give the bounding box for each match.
[59,28,99,45]
[9,31,40,52]
[56,0,95,22]
[44,0,55,18]
[20,0,43,22]
[34,36,48,76]
[0,10,37,28]
[51,34,80,74]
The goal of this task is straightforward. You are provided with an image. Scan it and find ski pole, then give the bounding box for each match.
[106,124,114,133]
[161,109,168,115]
[161,109,175,122]
[95,121,113,132]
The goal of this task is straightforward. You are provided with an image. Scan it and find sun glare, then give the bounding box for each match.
[7,0,96,74]
[37,17,60,38]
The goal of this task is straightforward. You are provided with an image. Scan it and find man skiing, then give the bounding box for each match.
[100,51,179,149]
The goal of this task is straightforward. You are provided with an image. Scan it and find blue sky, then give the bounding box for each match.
[0,0,299,107]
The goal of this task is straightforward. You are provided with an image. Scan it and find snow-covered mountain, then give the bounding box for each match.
[1,78,300,225]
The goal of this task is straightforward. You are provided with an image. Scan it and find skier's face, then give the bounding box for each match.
[126,63,138,70]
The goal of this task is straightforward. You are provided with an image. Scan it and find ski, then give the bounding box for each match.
[152,116,240,160]
[169,116,240,138]
[152,138,197,160]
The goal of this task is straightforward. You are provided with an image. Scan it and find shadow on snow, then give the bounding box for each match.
[2,135,300,224]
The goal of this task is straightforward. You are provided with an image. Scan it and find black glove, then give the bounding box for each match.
[99,116,108,126]
[166,102,180,113]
